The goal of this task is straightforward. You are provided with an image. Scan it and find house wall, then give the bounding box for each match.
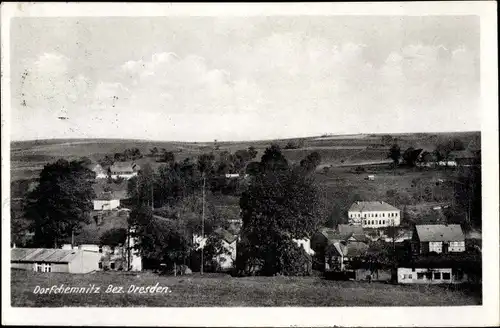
[449,241,466,252]
[429,241,443,253]
[397,267,467,284]
[293,238,315,256]
[93,199,120,211]
[69,251,100,273]
[111,173,137,180]
[348,210,401,228]
[12,262,71,273]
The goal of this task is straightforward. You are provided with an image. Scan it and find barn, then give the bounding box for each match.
[11,248,100,273]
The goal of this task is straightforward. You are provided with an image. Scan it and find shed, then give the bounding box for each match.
[11,248,100,273]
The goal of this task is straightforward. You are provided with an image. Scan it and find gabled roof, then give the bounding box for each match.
[110,161,139,172]
[332,241,369,258]
[415,224,465,242]
[11,248,81,263]
[214,227,238,244]
[348,201,399,212]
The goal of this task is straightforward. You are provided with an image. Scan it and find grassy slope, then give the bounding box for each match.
[11,269,480,307]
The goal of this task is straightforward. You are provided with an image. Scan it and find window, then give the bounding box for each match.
[442,272,451,280]
[375,213,378,218]
[35,263,43,272]
[433,272,441,280]
[110,262,116,270]
[382,213,385,217]
[98,246,103,253]
[408,274,412,279]
[43,263,52,272]
[425,272,432,279]
[98,262,103,269]
[417,272,425,279]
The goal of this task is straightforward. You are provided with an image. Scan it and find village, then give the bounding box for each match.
[10,137,482,293]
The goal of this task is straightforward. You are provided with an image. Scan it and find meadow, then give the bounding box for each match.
[11,269,481,307]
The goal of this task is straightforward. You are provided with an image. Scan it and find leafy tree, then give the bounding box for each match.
[149,147,159,157]
[25,159,96,248]
[100,228,127,247]
[260,144,289,172]
[197,153,216,176]
[158,151,175,163]
[239,164,320,275]
[98,155,114,167]
[300,151,322,172]
[387,144,401,167]
[129,205,191,269]
[248,146,258,160]
[419,151,434,165]
[402,147,423,167]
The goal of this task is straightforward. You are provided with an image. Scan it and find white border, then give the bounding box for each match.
[1,2,498,327]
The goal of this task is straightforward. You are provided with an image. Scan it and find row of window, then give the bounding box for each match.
[34,263,52,272]
[404,272,451,280]
[351,212,398,218]
[363,219,393,226]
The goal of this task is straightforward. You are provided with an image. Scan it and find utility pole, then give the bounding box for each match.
[71,229,75,249]
[200,173,206,275]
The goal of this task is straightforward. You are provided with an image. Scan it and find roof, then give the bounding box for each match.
[338,224,364,236]
[348,201,399,212]
[332,241,369,258]
[110,161,139,172]
[415,224,465,242]
[95,192,117,201]
[11,248,81,263]
[214,227,238,244]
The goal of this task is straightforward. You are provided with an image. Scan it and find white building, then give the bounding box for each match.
[109,162,140,180]
[398,267,467,284]
[348,201,401,228]
[293,238,315,256]
[93,199,120,211]
[193,228,238,270]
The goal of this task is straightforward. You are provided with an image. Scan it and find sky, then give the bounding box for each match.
[10,16,480,141]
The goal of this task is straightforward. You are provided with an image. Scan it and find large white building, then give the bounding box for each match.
[348,201,401,228]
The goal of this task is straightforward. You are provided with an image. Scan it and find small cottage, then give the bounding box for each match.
[412,224,465,254]
[109,161,141,180]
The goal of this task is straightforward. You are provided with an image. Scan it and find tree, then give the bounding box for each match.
[129,205,191,270]
[402,147,423,167]
[98,155,114,167]
[260,144,289,172]
[100,228,127,247]
[381,135,394,145]
[419,151,434,166]
[197,153,216,176]
[248,146,258,160]
[239,165,320,275]
[149,147,159,157]
[387,144,401,167]
[25,159,96,248]
[300,151,322,172]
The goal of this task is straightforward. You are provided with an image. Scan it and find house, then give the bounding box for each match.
[412,224,465,254]
[93,192,120,211]
[225,173,240,179]
[397,267,469,284]
[325,240,369,271]
[193,228,238,270]
[109,161,141,180]
[348,201,401,228]
[293,238,315,256]
[367,175,375,181]
[61,212,142,271]
[11,248,101,273]
[89,163,107,179]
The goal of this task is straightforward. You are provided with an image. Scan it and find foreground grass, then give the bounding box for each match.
[11,269,480,307]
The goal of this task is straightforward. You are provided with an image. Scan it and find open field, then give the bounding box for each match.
[11,269,480,307]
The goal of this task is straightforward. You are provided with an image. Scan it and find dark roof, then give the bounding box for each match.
[110,161,139,172]
[11,248,81,263]
[349,201,399,212]
[415,224,465,242]
[338,224,364,236]
[214,227,238,244]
